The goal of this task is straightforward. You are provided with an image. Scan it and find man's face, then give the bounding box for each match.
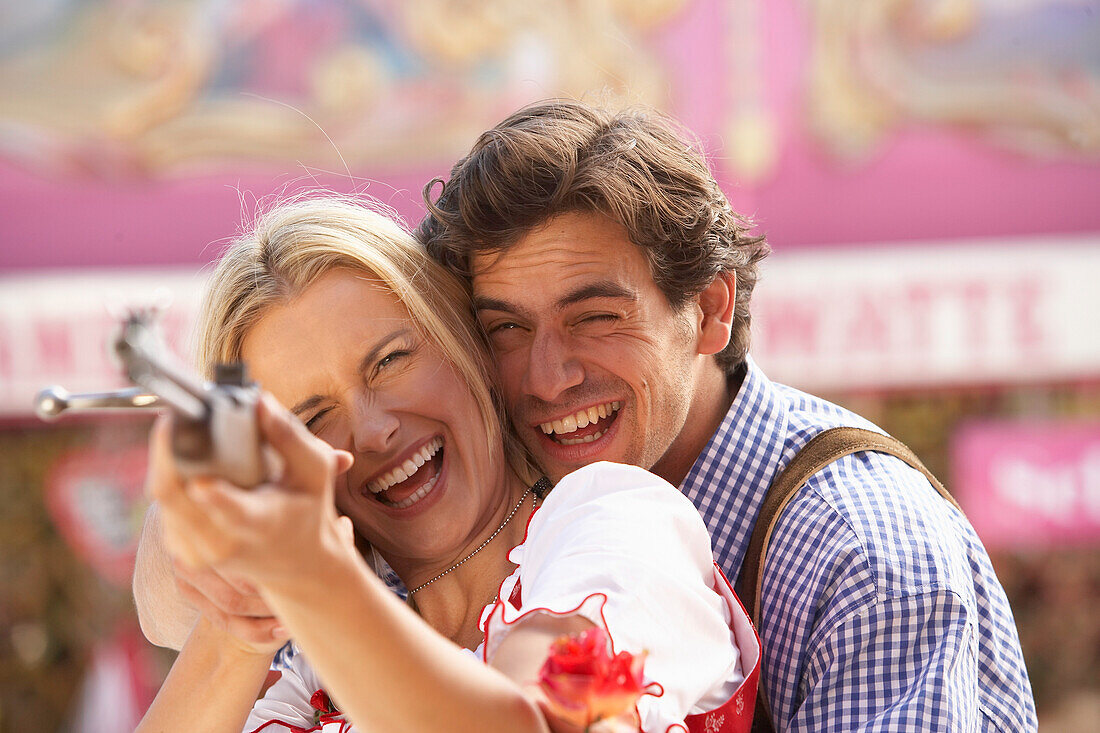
[471,211,708,483]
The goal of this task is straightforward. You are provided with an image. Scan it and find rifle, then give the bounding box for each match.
[34,309,269,488]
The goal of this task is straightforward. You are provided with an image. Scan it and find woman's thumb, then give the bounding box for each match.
[335,515,356,551]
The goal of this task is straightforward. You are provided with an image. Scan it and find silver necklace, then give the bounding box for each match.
[407,486,534,596]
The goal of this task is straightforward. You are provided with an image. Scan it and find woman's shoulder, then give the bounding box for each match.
[543,461,700,518]
[520,461,713,572]
[549,461,683,501]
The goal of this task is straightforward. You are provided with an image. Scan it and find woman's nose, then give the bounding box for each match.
[350,401,400,454]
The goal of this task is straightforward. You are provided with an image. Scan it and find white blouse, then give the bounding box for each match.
[245,462,755,733]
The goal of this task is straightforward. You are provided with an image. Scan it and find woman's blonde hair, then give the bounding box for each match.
[194,194,537,485]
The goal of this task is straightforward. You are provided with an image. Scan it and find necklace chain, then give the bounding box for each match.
[407,486,534,596]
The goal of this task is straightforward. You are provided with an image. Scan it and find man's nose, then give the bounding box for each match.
[522,330,584,402]
[350,399,399,454]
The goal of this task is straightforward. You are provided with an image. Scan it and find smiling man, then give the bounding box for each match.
[417,100,1037,732]
[468,211,732,487]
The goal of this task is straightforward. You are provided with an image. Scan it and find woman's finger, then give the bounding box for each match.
[145,415,186,505]
[148,420,229,569]
[334,514,356,552]
[160,476,258,571]
[333,449,354,475]
[176,574,286,646]
[183,477,276,563]
[173,559,273,619]
[159,502,207,570]
[186,476,249,529]
[527,686,587,733]
[184,477,309,577]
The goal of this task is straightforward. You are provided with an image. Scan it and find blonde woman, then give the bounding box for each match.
[136,196,759,733]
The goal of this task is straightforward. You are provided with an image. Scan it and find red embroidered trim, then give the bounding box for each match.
[508,577,522,608]
[245,713,352,733]
[246,719,323,733]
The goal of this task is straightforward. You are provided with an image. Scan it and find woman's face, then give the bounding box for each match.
[240,269,510,570]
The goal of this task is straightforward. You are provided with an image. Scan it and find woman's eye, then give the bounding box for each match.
[375,349,409,373]
[304,408,330,432]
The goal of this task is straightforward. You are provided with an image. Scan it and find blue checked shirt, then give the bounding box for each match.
[682,358,1036,731]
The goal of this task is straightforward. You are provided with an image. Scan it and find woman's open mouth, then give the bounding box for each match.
[366,437,444,509]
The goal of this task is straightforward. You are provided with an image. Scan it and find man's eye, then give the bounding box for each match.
[580,313,618,324]
[488,322,521,334]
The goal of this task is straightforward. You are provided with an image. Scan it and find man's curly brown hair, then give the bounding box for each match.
[417,99,770,376]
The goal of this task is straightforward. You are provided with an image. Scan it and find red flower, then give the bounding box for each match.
[310,689,334,714]
[538,626,647,730]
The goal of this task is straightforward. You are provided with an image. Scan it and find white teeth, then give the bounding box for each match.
[559,428,607,446]
[385,473,439,509]
[538,402,621,437]
[369,437,442,493]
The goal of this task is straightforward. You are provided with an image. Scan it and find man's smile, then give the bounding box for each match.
[536,401,622,445]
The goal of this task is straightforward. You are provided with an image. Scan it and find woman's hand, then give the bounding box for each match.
[519,686,639,733]
[136,432,294,650]
[150,393,356,598]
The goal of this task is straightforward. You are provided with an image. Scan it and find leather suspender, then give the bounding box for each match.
[736,427,963,732]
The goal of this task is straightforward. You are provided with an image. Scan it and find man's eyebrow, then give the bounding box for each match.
[558,282,636,308]
[288,328,409,415]
[473,295,518,314]
[474,282,636,315]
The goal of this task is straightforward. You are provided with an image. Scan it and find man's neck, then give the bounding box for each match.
[651,361,744,488]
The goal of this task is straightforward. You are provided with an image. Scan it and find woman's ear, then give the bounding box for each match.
[696,272,736,356]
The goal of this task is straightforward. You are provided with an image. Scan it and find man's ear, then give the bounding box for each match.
[696,271,736,356]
